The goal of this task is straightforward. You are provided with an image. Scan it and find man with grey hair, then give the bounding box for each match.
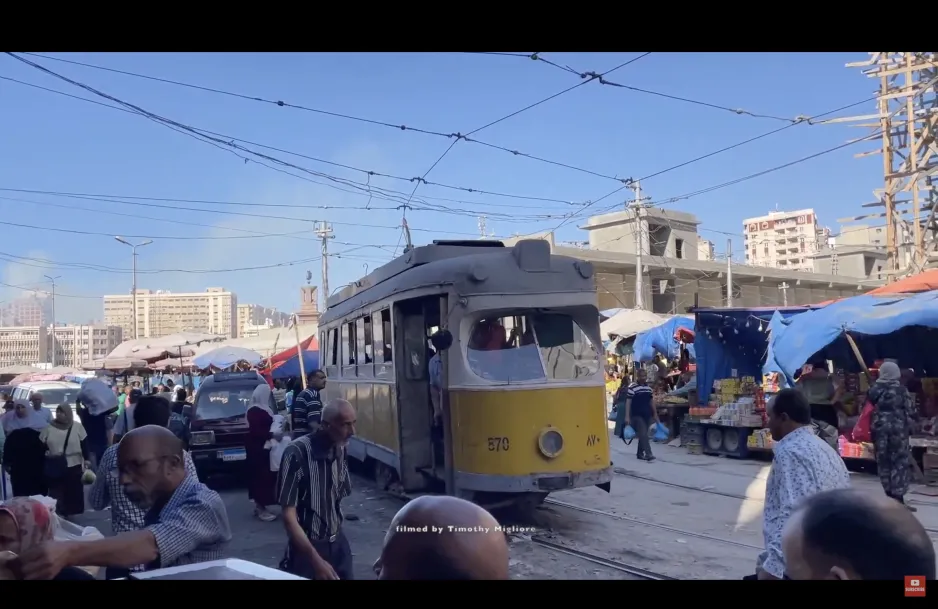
[277,398,357,580]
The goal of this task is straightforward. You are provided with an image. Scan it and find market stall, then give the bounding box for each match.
[632,316,695,363]
[687,306,815,458]
[766,289,938,478]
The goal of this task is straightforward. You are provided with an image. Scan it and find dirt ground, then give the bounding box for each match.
[72,428,938,580]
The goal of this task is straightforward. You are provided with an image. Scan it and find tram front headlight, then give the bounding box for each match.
[538,428,564,459]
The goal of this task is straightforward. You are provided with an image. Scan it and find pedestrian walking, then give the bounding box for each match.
[868,361,918,510]
[291,370,326,438]
[752,389,851,580]
[246,384,279,522]
[277,399,356,580]
[618,368,659,461]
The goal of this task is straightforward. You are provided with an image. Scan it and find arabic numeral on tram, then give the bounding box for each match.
[487,437,509,452]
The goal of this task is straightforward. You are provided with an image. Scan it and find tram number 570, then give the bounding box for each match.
[487,437,510,452]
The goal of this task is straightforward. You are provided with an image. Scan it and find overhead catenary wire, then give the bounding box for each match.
[12,52,633,185]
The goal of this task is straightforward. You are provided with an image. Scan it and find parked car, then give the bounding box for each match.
[186,371,272,478]
[11,381,81,418]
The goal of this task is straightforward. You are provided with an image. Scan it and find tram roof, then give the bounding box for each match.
[321,239,597,323]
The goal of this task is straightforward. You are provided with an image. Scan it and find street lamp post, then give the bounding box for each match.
[44,275,61,366]
[115,237,153,340]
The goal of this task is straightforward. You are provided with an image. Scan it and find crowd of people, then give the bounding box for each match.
[1,362,935,581]
[0,369,513,581]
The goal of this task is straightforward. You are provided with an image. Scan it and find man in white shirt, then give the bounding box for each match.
[754,389,851,580]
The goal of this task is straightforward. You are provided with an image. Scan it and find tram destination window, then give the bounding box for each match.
[467,313,600,382]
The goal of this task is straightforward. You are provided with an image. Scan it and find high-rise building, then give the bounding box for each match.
[103,287,238,339]
[48,325,123,367]
[743,209,826,272]
[237,304,291,338]
[2,295,52,327]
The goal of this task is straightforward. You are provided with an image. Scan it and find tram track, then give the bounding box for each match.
[543,498,763,551]
[529,537,675,580]
[611,466,938,535]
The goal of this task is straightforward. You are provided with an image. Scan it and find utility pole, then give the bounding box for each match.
[315,222,334,311]
[779,282,790,307]
[842,53,938,277]
[726,239,734,307]
[115,237,153,339]
[44,275,60,366]
[631,181,645,310]
[477,216,494,239]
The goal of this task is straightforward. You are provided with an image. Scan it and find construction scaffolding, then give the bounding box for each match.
[842,53,938,279]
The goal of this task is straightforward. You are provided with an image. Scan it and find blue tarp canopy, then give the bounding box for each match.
[271,350,320,380]
[632,317,695,363]
[694,306,815,404]
[765,290,938,384]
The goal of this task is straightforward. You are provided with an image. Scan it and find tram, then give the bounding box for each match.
[317,239,612,509]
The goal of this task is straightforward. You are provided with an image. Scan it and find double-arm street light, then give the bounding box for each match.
[115,237,153,340]
[44,275,61,366]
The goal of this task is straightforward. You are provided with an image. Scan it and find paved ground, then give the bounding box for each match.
[70,427,938,580]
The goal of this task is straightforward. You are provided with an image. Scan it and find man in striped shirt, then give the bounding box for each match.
[624,368,660,462]
[90,396,199,579]
[15,425,230,580]
[291,370,327,439]
[278,398,356,580]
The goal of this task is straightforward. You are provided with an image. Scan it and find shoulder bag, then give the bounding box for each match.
[44,425,73,481]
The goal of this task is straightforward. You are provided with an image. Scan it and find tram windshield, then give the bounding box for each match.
[467,313,600,382]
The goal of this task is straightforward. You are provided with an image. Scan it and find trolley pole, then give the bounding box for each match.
[315,222,334,311]
[44,275,60,367]
[779,282,790,306]
[631,181,645,310]
[726,239,734,307]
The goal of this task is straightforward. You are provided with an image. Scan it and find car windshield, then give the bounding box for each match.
[467,313,600,383]
[195,385,257,421]
[37,388,79,408]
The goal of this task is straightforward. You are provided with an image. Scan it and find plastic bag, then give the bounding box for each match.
[653,422,670,442]
[77,379,118,417]
[269,437,292,471]
[608,405,618,422]
[622,425,636,441]
[852,401,874,443]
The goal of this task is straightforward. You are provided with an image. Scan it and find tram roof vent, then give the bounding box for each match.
[512,239,551,272]
[431,240,505,248]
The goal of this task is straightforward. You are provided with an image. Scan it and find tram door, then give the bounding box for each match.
[394,297,437,492]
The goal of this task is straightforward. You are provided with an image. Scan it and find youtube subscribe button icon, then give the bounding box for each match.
[905,576,926,597]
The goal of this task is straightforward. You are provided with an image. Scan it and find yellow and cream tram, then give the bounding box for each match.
[318,239,611,509]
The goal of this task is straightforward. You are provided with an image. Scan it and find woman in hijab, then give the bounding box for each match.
[245,383,279,522]
[869,361,918,511]
[0,497,94,580]
[2,403,49,497]
[39,404,89,517]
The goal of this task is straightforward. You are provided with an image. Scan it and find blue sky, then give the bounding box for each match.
[0,52,881,323]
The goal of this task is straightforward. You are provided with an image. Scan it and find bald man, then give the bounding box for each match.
[782,488,935,580]
[13,425,231,580]
[277,398,357,580]
[374,496,510,580]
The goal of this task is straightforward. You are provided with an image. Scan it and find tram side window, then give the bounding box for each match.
[467,313,600,382]
[380,308,393,363]
[324,328,339,378]
[374,308,393,379]
[341,322,356,377]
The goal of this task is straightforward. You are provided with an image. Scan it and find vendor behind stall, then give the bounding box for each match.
[797,358,842,429]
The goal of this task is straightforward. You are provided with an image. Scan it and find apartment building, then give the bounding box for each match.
[48,324,123,367]
[0,326,48,367]
[743,209,827,272]
[237,303,290,338]
[103,287,238,339]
